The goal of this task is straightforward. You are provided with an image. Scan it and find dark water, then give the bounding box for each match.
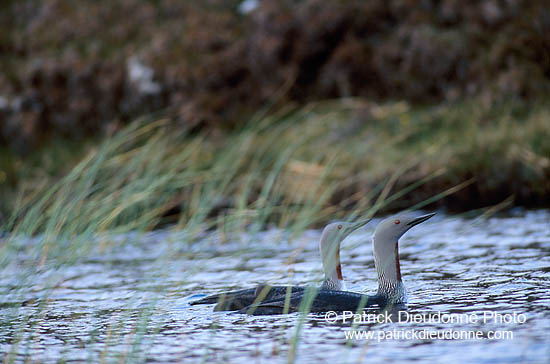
[1,210,549,363]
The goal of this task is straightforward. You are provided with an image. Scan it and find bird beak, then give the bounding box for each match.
[351,219,371,231]
[406,213,435,227]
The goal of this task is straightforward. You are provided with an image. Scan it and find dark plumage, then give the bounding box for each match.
[238,289,386,315]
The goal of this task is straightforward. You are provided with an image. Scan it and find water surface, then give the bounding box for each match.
[1,210,549,363]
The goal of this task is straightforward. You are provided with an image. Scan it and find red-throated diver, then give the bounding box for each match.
[239,212,435,315]
[190,219,369,310]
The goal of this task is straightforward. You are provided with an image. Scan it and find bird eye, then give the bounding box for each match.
[338,225,342,230]
[394,220,400,225]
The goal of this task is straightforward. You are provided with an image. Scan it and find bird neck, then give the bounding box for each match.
[320,240,345,290]
[373,239,406,302]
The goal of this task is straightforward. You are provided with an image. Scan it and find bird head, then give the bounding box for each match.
[374,213,435,245]
[319,219,370,283]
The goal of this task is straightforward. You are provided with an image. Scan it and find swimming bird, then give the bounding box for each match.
[189,219,369,310]
[239,212,435,315]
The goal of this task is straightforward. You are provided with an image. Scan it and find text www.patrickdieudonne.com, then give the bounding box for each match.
[343,328,514,342]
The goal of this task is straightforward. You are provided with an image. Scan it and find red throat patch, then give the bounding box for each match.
[395,242,402,281]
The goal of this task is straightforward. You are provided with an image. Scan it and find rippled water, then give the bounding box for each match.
[1,210,549,363]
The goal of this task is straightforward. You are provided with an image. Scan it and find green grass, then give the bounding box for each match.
[3,98,549,239]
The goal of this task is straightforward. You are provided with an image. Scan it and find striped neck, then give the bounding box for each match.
[321,275,346,290]
[373,240,407,303]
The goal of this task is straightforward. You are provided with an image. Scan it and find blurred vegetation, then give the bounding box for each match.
[0,0,549,225]
[2,99,549,238]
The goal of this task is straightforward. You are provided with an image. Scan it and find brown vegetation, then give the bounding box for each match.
[1,0,549,152]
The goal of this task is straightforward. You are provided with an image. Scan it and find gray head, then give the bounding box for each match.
[372,212,435,301]
[373,213,435,245]
[319,219,370,290]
